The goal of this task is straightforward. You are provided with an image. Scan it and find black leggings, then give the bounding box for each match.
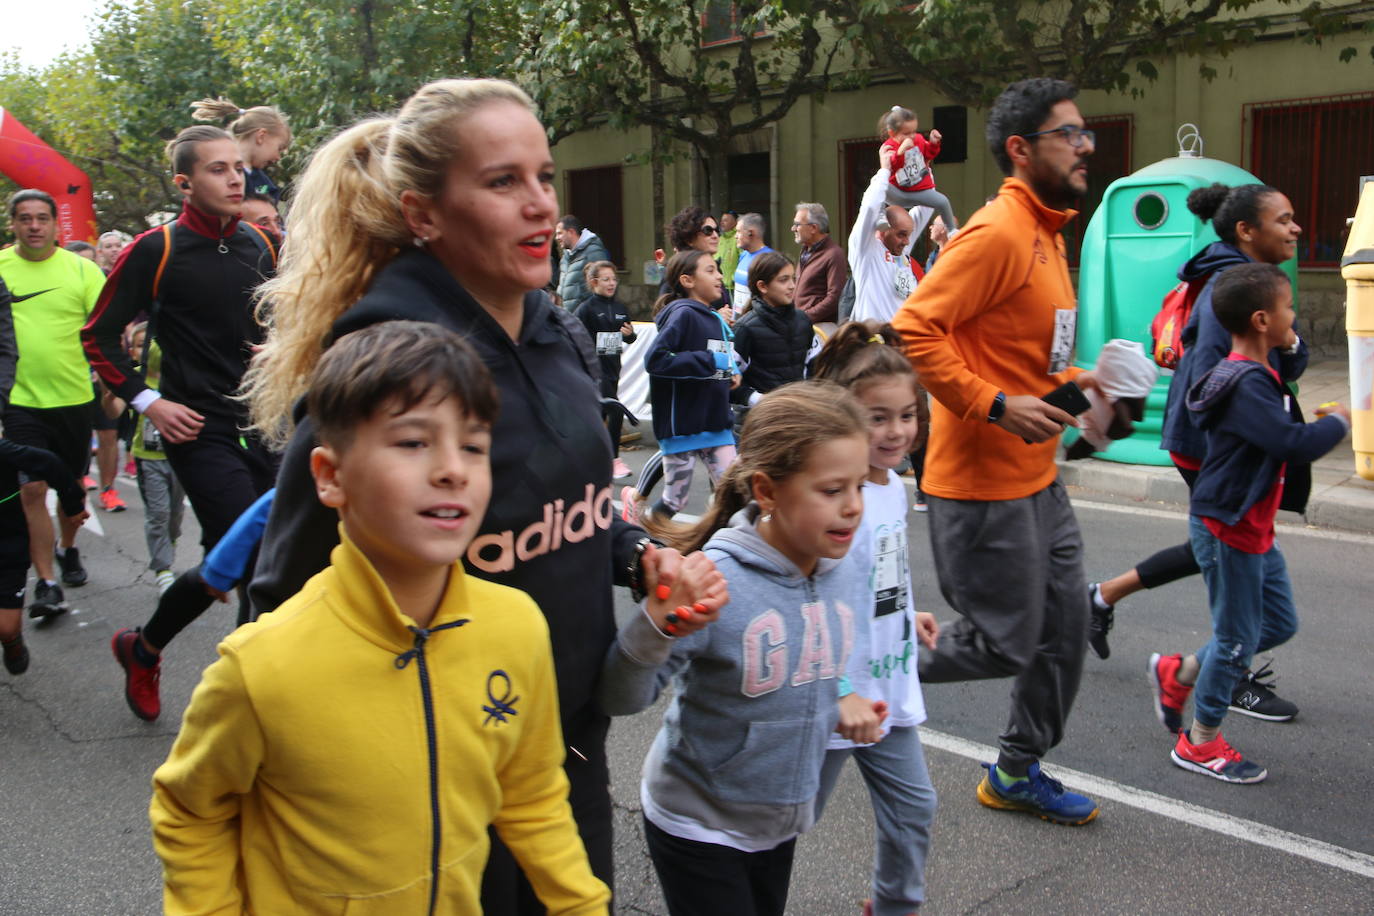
[601,378,624,459]
[142,565,252,650]
[1133,465,1201,589]
[643,816,796,916]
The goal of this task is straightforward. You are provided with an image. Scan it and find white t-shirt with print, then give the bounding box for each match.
[828,469,927,749]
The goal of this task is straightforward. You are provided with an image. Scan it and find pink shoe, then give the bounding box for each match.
[612,458,632,479]
[620,486,641,525]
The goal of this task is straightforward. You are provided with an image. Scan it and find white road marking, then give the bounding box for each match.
[920,728,1374,880]
[892,474,1374,546]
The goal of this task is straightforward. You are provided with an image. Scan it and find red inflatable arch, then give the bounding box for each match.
[0,106,99,244]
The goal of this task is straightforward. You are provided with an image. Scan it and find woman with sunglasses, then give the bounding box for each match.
[656,205,731,313]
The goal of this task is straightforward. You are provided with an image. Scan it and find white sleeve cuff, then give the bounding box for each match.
[131,389,162,413]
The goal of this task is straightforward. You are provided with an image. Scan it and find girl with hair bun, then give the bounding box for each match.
[242,77,724,913]
[192,98,292,202]
[811,320,939,916]
[1092,182,1308,726]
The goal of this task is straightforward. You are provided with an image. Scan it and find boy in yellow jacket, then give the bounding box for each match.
[150,321,610,915]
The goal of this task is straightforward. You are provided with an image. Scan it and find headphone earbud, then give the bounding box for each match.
[181,181,191,190]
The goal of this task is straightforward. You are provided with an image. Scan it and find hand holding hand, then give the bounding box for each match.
[836,694,889,745]
[643,547,727,637]
[914,612,939,650]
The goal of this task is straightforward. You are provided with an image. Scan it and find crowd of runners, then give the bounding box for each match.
[0,74,1353,915]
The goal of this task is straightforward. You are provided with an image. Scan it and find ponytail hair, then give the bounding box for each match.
[811,319,915,393]
[165,124,232,175]
[1186,182,1279,246]
[648,381,866,553]
[878,105,915,137]
[242,78,537,448]
[652,249,711,315]
[192,97,292,144]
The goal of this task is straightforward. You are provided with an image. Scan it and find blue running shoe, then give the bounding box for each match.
[976,761,1100,825]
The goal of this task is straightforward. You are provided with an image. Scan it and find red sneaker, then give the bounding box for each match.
[1148,652,1192,733]
[1170,730,1267,783]
[82,475,98,491]
[99,487,127,512]
[111,628,161,721]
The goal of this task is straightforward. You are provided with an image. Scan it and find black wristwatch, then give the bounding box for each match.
[987,391,1007,424]
[628,536,663,603]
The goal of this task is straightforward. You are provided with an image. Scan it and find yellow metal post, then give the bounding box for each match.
[1343,179,1374,480]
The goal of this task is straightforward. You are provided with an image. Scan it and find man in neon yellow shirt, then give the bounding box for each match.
[0,190,103,617]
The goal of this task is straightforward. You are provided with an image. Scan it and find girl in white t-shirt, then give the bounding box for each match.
[812,320,939,916]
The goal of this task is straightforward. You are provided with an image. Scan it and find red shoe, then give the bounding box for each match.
[1170,730,1267,783]
[112,628,161,721]
[1148,652,1193,733]
[82,475,98,491]
[99,487,127,512]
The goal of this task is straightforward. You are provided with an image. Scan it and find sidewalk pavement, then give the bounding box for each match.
[1058,358,1374,535]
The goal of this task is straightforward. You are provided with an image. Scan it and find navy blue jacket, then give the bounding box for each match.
[1160,242,1308,460]
[645,298,734,442]
[1186,358,1346,526]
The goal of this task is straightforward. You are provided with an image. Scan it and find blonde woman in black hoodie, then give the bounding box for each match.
[242,78,725,914]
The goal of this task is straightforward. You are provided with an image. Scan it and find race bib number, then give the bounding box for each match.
[872,522,910,618]
[1047,307,1077,374]
[707,338,732,379]
[596,331,623,356]
[892,258,916,300]
[896,148,929,187]
[141,420,164,453]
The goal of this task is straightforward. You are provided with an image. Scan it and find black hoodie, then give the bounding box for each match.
[248,250,649,732]
[730,296,815,405]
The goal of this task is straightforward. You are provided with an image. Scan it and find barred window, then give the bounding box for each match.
[1246,93,1374,267]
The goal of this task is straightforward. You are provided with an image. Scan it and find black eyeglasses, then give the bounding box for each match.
[699,225,720,236]
[1020,125,1095,148]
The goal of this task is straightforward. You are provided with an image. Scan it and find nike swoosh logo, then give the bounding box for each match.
[10,288,58,302]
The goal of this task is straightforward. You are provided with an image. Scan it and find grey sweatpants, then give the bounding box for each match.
[136,458,184,573]
[920,479,1089,774]
[884,185,958,230]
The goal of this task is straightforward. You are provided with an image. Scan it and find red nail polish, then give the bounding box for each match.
[693,603,708,614]
[677,606,693,620]
[655,584,671,601]
[665,624,678,636]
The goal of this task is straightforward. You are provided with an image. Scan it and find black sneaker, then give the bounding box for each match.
[1229,662,1297,722]
[2,636,29,675]
[1087,584,1113,660]
[28,581,68,620]
[56,546,88,587]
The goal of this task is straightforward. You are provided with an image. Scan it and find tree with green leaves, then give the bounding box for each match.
[523,0,853,215]
[816,0,1374,106]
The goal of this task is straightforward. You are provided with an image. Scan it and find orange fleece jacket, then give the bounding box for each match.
[893,177,1083,501]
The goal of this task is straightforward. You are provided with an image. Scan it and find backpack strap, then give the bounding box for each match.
[239,221,278,267]
[144,222,176,369]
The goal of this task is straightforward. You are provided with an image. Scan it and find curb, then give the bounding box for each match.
[1056,457,1374,536]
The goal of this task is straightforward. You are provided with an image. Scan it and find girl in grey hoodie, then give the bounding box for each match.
[599,381,884,916]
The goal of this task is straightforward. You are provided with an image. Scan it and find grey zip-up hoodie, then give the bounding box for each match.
[598,504,871,849]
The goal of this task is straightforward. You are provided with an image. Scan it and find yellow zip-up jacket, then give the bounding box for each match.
[151,529,610,915]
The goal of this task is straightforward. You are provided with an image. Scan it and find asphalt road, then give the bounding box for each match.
[2,446,1371,915]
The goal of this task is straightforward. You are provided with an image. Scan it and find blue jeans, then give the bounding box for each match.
[815,726,937,914]
[1188,516,1299,727]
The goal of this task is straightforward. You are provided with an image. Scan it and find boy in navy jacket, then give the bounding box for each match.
[1148,263,1349,785]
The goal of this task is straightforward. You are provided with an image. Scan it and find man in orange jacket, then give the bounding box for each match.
[893,78,1102,826]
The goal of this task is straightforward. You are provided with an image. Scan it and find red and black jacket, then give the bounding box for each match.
[81,202,274,424]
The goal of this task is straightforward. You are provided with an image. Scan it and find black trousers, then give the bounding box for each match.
[480,713,614,912]
[643,816,796,916]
